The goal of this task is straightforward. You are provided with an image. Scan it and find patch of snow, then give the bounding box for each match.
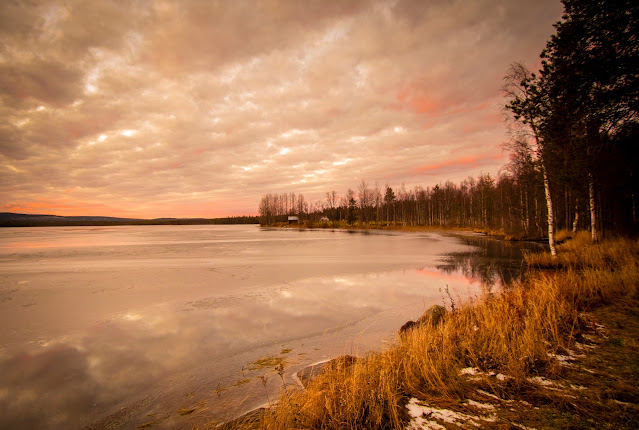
[495,373,509,381]
[549,353,571,362]
[513,423,538,430]
[504,398,532,407]
[477,390,501,401]
[460,367,480,375]
[528,376,555,387]
[548,350,587,366]
[466,399,495,410]
[568,349,586,359]
[575,342,596,350]
[405,398,483,429]
[482,414,498,422]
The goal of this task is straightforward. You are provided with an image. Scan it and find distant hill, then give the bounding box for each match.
[0,213,259,227]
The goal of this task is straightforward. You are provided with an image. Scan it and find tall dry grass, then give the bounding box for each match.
[232,235,639,429]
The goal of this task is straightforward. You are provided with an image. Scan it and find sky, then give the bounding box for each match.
[0,0,564,218]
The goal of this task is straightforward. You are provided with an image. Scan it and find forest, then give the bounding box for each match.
[258,0,638,252]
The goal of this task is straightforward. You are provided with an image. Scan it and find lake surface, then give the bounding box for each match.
[0,225,540,429]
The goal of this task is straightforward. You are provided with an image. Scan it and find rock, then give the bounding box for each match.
[399,305,447,336]
[295,355,358,388]
[321,355,357,373]
[399,320,418,334]
[418,304,447,326]
[296,362,327,388]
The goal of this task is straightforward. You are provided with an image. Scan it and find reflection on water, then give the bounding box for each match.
[0,227,537,429]
[437,233,544,293]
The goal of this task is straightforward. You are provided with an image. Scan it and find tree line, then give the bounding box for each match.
[259,0,638,246]
[258,173,582,238]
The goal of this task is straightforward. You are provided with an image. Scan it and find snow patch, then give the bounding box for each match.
[575,342,596,350]
[548,348,586,366]
[406,398,482,429]
[477,389,501,401]
[568,349,587,359]
[466,399,495,410]
[528,376,555,387]
[495,373,510,381]
[459,368,511,382]
[513,423,538,430]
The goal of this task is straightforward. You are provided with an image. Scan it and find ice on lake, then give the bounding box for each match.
[0,225,537,429]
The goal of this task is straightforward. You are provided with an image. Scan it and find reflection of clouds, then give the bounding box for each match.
[279,289,292,298]
[274,269,483,318]
[0,230,535,428]
[123,312,141,321]
[333,277,355,286]
[416,268,478,285]
[1,307,200,428]
[436,235,543,291]
[0,344,99,429]
[0,264,486,428]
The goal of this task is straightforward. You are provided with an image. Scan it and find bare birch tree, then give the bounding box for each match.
[504,62,557,255]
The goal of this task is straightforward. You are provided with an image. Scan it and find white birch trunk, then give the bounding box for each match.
[527,106,556,256]
[542,165,557,256]
[589,173,598,242]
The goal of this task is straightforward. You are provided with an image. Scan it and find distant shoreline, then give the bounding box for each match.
[260,220,551,243]
[0,212,259,227]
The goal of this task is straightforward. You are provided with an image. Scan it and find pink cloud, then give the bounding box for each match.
[396,87,440,115]
[413,156,481,173]
[413,153,503,175]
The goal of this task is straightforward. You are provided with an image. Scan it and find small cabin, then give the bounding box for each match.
[287,216,299,224]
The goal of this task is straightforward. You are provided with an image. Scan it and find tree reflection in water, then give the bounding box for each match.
[437,234,545,293]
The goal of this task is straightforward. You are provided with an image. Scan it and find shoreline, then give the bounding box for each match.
[225,232,639,429]
[260,221,552,243]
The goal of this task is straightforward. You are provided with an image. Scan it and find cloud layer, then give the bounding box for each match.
[0,0,563,217]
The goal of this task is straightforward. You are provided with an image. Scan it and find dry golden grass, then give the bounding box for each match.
[226,234,639,429]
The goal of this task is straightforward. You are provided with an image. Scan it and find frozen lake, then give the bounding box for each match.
[0,225,536,429]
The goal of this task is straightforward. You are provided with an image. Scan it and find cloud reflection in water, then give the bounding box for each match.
[0,233,539,428]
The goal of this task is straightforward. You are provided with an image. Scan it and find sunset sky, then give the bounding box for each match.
[1,0,563,218]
